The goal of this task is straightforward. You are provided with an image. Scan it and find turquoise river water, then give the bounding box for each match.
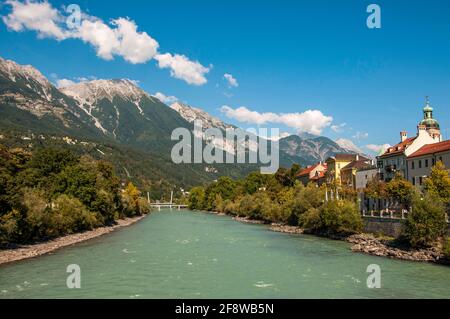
[0,210,449,298]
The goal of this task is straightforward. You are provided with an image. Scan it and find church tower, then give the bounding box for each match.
[418,97,441,142]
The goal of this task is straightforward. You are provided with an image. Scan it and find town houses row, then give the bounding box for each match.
[296,98,450,191]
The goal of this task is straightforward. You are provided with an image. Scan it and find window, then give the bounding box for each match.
[411,161,415,170]
[418,160,422,169]
[439,156,443,162]
[425,159,429,168]
[432,158,436,166]
[412,178,416,186]
[377,161,383,168]
[419,177,423,185]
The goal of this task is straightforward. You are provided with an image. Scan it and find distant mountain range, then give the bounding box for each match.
[0,56,357,191]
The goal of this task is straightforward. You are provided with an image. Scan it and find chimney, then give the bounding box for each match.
[400,131,407,142]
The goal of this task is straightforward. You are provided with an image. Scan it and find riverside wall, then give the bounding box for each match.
[363,217,450,238]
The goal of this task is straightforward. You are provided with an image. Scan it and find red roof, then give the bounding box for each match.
[379,137,416,158]
[310,171,325,180]
[297,163,326,177]
[408,140,450,158]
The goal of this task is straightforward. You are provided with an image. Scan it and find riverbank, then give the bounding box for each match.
[0,215,147,266]
[348,233,449,264]
[227,212,449,265]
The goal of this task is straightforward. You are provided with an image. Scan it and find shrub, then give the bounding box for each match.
[188,186,205,210]
[222,199,239,215]
[0,209,22,243]
[443,238,450,260]
[403,194,447,248]
[300,200,363,236]
[237,194,259,217]
[52,194,98,233]
[261,201,284,223]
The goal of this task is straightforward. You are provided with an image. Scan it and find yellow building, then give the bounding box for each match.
[325,154,368,184]
[340,159,376,189]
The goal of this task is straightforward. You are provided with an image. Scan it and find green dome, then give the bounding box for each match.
[419,97,440,129]
[419,118,440,129]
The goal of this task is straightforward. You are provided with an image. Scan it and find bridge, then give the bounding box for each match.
[148,191,188,211]
[150,203,188,211]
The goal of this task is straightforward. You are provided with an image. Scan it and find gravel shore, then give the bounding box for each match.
[0,215,147,266]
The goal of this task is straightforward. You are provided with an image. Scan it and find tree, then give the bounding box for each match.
[243,172,267,194]
[385,173,414,208]
[403,194,448,248]
[188,186,205,210]
[300,200,363,236]
[203,177,237,210]
[122,182,142,217]
[424,161,450,204]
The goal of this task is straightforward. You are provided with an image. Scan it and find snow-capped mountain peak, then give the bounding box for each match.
[0,57,53,101]
[60,79,151,105]
[335,138,364,154]
[0,57,50,87]
[170,102,234,131]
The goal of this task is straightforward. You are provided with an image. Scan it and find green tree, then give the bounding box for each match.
[188,186,206,210]
[243,172,267,194]
[301,200,363,236]
[403,194,448,248]
[423,161,450,204]
[385,173,415,207]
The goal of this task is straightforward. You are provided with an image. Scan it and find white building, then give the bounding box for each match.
[407,140,450,187]
[377,98,442,182]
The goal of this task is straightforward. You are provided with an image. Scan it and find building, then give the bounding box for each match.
[296,162,327,186]
[407,140,450,187]
[355,166,379,191]
[377,98,442,181]
[341,159,376,190]
[325,154,368,185]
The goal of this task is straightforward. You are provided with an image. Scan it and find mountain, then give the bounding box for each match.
[168,102,357,167]
[170,102,235,131]
[0,57,256,192]
[60,79,191,150]
[0,57,101,139]
[279,134,354,164]
[0,56,363,194]
[335,138,364,154]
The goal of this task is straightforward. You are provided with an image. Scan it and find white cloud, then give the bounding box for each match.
[331,123,347,133]
[2,0,68,40]
[2,1,209,85]
[152,92,178,104]
[74,17,159,63]
[55,78,76,88]
[224,73,238,87]
[365,144,391,154]
[154,53,210,86]
[54,75,96,88]
[336,138,363,154]
[353,131,369,140]
[220,105,333,135]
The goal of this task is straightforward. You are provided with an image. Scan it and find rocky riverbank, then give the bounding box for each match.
[232,216,267,224]
[270,223,305,234]
[347,233,448,264]
[0,215,147,266]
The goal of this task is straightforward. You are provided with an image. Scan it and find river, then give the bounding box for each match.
[1,210,449,298]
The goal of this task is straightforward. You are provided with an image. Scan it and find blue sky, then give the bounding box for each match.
[1,0,449,154]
